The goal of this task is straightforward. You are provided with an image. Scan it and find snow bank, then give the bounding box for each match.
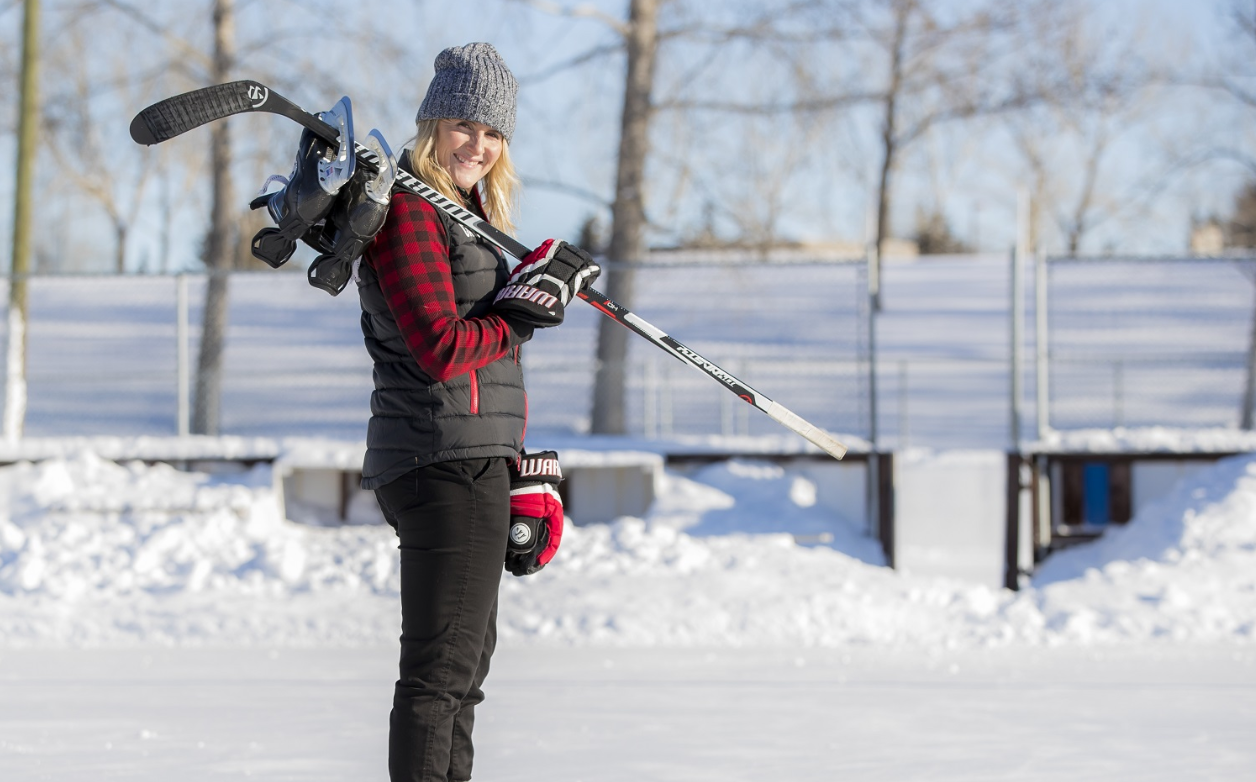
[0,453,401,646]
[1,449,1254,648]
[1027,453,1256,644]
[1031,426,1256,454]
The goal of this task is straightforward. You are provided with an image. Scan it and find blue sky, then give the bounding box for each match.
[1,0,1253,272]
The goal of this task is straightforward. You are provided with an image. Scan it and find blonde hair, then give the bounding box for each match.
[409,118,519,235]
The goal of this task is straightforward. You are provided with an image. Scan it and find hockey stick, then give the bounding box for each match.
[131,80,849,460]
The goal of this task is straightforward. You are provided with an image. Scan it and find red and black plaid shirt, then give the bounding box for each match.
[364,193,517,383]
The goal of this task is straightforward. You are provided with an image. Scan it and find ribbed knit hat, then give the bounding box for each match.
[416,43,518,143]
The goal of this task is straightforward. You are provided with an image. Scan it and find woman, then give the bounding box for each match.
[356,43,599,782]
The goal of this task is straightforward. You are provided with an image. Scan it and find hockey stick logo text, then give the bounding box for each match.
[674,345,744,388]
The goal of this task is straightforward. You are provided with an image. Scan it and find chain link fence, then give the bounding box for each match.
[522,257,871,440]
[0,274,372,439]
[6,253,1249,447]
[0,259,873,443]
[1041,255,1256,433]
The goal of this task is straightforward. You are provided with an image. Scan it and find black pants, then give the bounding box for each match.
[375,457,510,782]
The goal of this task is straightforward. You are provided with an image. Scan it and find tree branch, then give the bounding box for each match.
[504,0,631,36]
[516,42,623,85]
[93,0,213,77]
[655,90,883,114]
[519,176,611,207]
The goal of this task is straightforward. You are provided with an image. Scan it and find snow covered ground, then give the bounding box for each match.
[2,448,1255,778]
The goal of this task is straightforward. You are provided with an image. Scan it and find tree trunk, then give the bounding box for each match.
[115,220,128,274]
[872,1,909,313]
[1242,275,1256,429]
[873,111,895,311]
[5,0,40,441]
[192,0,235,435]
[590,0,659,435]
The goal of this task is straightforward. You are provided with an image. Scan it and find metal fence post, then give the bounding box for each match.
[1242,265,1256,429]
[1035,250,1050,439]
[897,360,909,448]
[1113,359,1124,428]
[648,356,658,441]
[736,359,750,436]
[721,360,734,436]
[865,204,880,538]
[1011,189,1028,450]
[661,360,673,438]
[176,273,190,437]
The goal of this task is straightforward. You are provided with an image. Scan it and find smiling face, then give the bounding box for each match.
[434,118,503,191]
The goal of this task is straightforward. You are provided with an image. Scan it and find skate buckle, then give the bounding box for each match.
[316,96,356,195]
[362,129,398,205]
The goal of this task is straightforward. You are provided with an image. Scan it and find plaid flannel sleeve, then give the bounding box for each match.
[366,194,520,383]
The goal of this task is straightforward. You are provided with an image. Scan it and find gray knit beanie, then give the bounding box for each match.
[416,43,518,143]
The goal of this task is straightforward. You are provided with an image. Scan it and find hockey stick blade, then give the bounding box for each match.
[131,81,849,461]
[131,80,330,146]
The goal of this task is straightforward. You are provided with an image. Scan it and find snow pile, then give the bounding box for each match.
[1032,426,1256,454]
[0,453,401,645]
[500,461,1007,647]
[500,519,1012,648]
[1,450,1255,648]
[643,460,883,560]
[1027,453,1256,644]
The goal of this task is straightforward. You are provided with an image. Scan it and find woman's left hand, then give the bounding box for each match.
[493,240,601,327]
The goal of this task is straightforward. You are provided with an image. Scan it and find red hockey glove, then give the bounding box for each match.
[505,450,564,577]
[493,240,601,328]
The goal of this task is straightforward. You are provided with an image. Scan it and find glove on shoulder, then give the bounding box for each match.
[505,450,564,577]
[493,240,601,328]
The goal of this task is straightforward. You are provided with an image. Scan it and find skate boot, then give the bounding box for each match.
[250,98,356,268]
[307,129,397,296]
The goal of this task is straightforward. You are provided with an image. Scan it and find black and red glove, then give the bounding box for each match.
[505,450,564,577]
[493,240,601,328]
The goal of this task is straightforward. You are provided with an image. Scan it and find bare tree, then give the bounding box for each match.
[41,25,159,274]
[191,0,235,434]
[1212,1,1256,428]
[590,0,660,434]
[512,0,847,433]
[912,207,969,254]
[1204,0,1256,177]
[0,10,17,135]
[508,0,669,434]
[76,0,417,433]
[42,0,238,432]
[1003,1,1154,256]
[1233,183,1256,427]
[5,0,39,440]
[828,0,1031,307]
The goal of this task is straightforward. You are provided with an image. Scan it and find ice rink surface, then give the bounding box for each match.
[2,644,1253,781]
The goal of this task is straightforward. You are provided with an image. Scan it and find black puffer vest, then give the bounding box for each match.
[357,186,527,490]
